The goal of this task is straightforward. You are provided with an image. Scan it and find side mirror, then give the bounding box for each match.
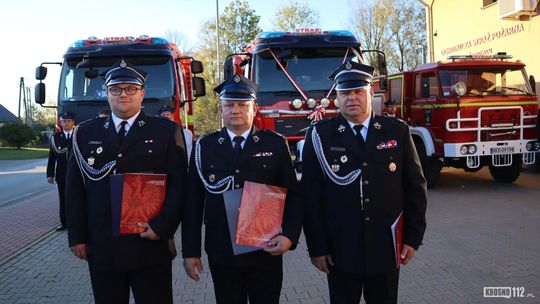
[191,60,204,74]
[192,76,206,97]
[223,57,234,82]
[530,75,536,94]
[35,83,46,104]
[36,66,47,80]
[377,53,388,77]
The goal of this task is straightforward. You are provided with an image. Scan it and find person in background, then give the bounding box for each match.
[46,111,75,231]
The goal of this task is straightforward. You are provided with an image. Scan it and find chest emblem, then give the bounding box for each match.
[87,157,95,166]
[340,155,348,163]
[389,162,397,172]
[96,147,103,154]
[331,164,340,172]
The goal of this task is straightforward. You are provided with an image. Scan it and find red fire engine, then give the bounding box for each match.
[224,29,388,168]
[373,53,539,187]
[34,35,205,131]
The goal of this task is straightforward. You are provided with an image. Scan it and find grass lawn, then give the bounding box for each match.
[0,147,49,160]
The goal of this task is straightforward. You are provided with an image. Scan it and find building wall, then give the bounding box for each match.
[430,0,540,96]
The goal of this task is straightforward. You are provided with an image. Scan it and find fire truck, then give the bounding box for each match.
[372,54,539,187]
[223,29,388,168]
[34,35,205,131]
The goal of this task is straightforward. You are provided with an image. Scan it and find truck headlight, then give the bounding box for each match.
[306,98,316,109]
[534,142,540,151]
[452,82,467,96]
[460,145,468,155]
[320,98,330,108]
[291,99,303,109]
[468,145,477,154]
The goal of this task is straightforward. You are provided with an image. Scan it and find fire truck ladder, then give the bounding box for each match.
[445,105,537,168]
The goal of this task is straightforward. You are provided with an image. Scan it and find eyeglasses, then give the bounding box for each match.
[108,87,143,96]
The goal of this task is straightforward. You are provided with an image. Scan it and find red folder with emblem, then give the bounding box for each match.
[110,173,167,235]
[235,181,287,247]
[391,211,404,269]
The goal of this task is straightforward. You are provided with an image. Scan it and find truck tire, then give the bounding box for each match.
[489,155,521,183]
[414,138,441,188]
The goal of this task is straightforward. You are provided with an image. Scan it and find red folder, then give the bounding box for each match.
[235,181,287,247]
[391,211,404,269]
[110,173,167,235]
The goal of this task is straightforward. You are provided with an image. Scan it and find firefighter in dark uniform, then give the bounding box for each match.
[65,59,186,304]
[182,74,303,304]
[383,98,398,117]
[47,111,75,231]
[302,61,427,304]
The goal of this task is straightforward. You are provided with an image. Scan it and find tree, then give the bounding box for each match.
[348,0,426,73]
[272,1,320,32]
[191,0,262,134]
[164,30,194,55]
[0,123,36,148]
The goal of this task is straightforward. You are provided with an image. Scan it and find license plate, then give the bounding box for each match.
[490,147,514,154]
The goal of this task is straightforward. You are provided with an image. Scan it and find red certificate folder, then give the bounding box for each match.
[235,181,287,247]
[110,173,167,236]
[391,211,404,269]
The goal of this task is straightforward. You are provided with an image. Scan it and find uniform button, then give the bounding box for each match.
[364,217,370,222]
[364,198,370,203]
[235,184,240,188]
[117,153,123,158]
[148,149,152,153]
[362,162,368,167]
[262,164,267,168]
[235,169,240,174]
[363,180,369,185]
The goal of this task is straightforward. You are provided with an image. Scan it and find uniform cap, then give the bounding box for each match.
[329,60,375,91]
[104,59,147,86]
[59,111,75,120]
[213,74,258,101]
[384,98,398,106]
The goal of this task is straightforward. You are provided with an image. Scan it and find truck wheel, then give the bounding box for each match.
[489,155,521,183]
[414,139,441,188]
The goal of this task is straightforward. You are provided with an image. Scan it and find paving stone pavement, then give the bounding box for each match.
[0,168,539,303]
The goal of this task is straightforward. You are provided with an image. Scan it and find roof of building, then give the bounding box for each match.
[0,104,18,123]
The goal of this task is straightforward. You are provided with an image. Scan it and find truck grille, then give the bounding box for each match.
[480,108,521,141]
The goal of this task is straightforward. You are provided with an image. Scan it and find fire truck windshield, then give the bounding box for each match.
[254,48,354,103]
[59,56,174,103]
[439,67,533,97]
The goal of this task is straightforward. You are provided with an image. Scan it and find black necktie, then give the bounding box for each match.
[117,121,128,147]
[66,133,71,141]
[353,125,365,153]
[233,136,244,162]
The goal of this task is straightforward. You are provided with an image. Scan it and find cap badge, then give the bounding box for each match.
[96,147,103,154]
[208,174,216,182]
[233,74,241,83]
[338,125,346,133]
[345,61,352,70]
[87,157,95,166]
[218,137,224,144]
[120,59,127,68]
[331,164,340,172]
[389,162,397,172]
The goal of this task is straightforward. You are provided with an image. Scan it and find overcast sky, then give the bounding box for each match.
[0,0,359,115]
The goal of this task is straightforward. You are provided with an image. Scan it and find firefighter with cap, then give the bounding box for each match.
[301,60,427,303]
[182,74,302,303]
[47,111,75,231]
[383,98,398,117]
[65,59,186,304]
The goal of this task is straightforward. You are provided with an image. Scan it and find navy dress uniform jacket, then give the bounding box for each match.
[302,114,427,273]
[47,132,71,183]
[66,112,186,272]
[182,127,303,266]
